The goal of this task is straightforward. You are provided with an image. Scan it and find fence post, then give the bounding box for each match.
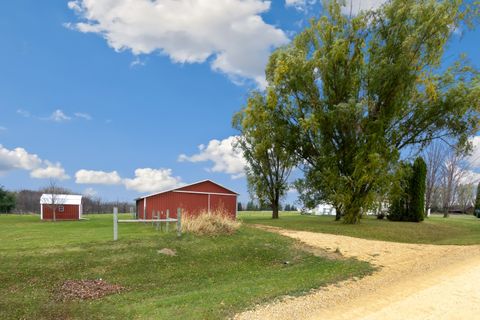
[176,208,182,237]
[166,209,170,232]
[113,207,118,241]
[156,211,160,231]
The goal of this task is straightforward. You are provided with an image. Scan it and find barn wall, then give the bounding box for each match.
[140,192,237,220]
[136,199,144,219]
[42,204,79,220]
[210,194,237,219]
[177,181,235,194]
[142,192,209,219]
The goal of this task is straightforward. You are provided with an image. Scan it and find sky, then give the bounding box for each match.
[0,0,479,204]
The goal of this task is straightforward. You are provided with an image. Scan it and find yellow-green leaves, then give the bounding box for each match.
[246,0,479,224]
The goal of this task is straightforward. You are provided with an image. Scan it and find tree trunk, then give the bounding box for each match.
[334,205,342,221]
[53,208,56,222]
[272,200,279,219]
[342,199,362,224]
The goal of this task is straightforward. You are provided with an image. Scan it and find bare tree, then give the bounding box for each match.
[457,183,476,213]
[440,150,470,218]
[44,179,66,222]
[423,142,445,216]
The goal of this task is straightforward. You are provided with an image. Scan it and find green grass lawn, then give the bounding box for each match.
[240,211,480,245]
[0,214,371,320]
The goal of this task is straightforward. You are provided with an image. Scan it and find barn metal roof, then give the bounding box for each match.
[135,179,239,200]
[40,194,82,205]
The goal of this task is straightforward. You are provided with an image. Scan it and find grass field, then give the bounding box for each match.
[240,212,480,245]
[0,214,371,320]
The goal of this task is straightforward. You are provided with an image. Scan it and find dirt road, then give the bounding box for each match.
[235,226,480,320]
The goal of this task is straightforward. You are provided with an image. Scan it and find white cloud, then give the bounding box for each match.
[130,57,146,68]
[285,0,316,11]
[178,136,247,179]
[75,167,183,193]
[0,145,69,180]
[0,126,6,132]
[67,0,288,87]
[17,109,91,122]
[459,169,480,185]
[340,0,386,15]
[75,169,122,185]
[123,168,183,193]
[30,162,70,180]
[17,109,31,118]
[0,145,42,172]
[466,136,480,168]
[74,112,92,120]
[286,0,385,14]
[48,109,72,122]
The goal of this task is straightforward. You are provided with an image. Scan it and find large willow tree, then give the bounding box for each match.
[260,0,480,223]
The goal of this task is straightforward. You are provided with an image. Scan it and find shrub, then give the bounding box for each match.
[388,162,412,221]
[475,182,480,218]
[410,157,426,222]
[388,157,426,222]
[181,209,241,236]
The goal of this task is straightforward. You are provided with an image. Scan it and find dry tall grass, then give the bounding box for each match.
[181,209,241,236]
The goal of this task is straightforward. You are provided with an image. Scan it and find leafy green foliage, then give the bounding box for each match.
[251,0,479,224]
[388,163,413,221]
[233,93,297,219]
[0,186,15,213]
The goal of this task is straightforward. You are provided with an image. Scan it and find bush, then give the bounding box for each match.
[475,182,480,218]
[410,157,426,222]
[388,162,412,221]
[388,157,426,222]
[181,209,241,236]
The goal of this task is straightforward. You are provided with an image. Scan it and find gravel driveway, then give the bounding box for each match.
[235,226,480,320]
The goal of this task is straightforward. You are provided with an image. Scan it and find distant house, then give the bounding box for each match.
[308,203,337,216]
[135,180,239,220]
[40,194,83,220]
[308,202,387,216]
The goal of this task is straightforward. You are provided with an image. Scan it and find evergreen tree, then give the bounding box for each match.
[388,157,427,222]
[0,186,15,213]
[246,201,257,211]
[410,157,427,222]
[475,182,480,218]
[237,202,243,212]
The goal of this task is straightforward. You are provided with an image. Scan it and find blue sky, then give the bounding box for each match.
[0,0,479,204]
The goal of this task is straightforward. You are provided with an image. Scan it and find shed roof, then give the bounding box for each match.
[136,179,239,200]
[40,194,82,205]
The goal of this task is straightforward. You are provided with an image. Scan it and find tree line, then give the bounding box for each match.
[0,186,134,215]
[237,201,297,212]
[424,143,478,216]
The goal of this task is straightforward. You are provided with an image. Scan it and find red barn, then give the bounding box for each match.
[40,194,83,220]
[136,180,238,220]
